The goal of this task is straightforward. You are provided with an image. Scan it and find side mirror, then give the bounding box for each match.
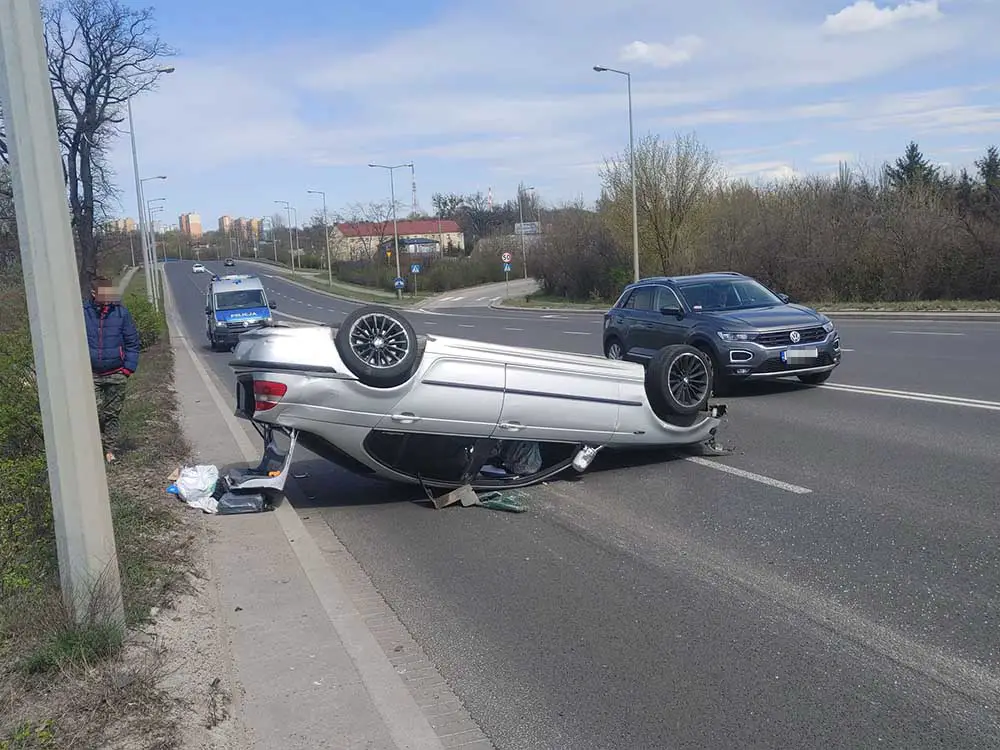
[268,301,277,309]
[777,293,790,303]
[204,306,211,315]
[659,306,683,317]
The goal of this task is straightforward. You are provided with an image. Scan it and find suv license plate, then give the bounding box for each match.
[781,348,818,363]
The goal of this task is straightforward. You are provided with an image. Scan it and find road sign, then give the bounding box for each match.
[501,252,512,263]
[514,221,540,235]
[410,263,421,274]
[503,262,512,273]
[394,277,405,290]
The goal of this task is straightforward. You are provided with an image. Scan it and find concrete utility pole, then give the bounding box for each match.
[0,0,124,626]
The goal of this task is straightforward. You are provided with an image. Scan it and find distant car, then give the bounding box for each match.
[225,305,728,497]
[224,258,235,267]
[602,272,841,393]
[192,263,207,273]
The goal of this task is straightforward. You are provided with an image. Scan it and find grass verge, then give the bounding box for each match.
[0,271,195,749]
[262,264,432,306]
[500,291,1000,313]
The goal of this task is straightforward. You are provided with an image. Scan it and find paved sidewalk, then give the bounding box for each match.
[165,291,478,748]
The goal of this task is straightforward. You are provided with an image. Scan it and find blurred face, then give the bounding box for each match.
[93,284,118,304]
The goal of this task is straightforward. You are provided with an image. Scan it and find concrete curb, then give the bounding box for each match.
[491,301,1000,320]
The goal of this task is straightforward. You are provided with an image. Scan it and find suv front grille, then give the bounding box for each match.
[756,326,827,347]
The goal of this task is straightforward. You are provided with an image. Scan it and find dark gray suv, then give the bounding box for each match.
[602,272,841,392]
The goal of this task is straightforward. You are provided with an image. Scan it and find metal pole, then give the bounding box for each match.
[286,206,293,270]
[518,188,527,279]
[128,98,153,303]
[626,71,640,283]
[128,231,135,266]
[389,169,401,300]
[0,0,124,626]
[323,195,332,286]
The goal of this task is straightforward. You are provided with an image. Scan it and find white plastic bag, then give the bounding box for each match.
[175,464,220,514]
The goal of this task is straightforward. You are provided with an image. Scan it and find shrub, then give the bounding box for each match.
[122,291,163,351]
[332,252,518,293]
[532,211,631,300]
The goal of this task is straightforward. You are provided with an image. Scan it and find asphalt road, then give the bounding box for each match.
[166,259,1000,749]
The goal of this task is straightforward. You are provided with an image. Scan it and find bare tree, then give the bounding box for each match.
[340,201,393,261]
[44,0,173,294]
[600,132,721,275]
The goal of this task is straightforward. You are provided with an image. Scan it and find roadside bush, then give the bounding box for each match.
[532,211,630,300]
[0,273,53,600]
[333,252,517,293]
[123,290,164,350]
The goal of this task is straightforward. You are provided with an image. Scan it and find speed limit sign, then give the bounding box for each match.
[501,252,512,263]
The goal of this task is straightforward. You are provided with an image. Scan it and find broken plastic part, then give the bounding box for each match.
[572,446,600,472]
[217,491,269,514]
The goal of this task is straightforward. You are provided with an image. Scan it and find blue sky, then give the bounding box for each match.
[109,0,1000,230]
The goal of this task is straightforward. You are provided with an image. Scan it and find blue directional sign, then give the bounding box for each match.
[410,263,421,274]
[503,262,512,273]
[394,276,405,290]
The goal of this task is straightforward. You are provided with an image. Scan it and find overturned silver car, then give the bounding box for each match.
[225,305,727,496]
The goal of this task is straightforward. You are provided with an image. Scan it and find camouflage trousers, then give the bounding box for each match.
[94,372,128,454]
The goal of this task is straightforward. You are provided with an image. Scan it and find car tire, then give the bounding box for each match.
[692,343,734,396]
[645,344,714,417]
[797,371,831,385]
[604,336,625,360]
[335,305,420,388]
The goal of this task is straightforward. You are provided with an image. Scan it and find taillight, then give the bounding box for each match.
[253,380,287,411]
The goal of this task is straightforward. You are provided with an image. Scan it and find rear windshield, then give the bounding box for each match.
[214,289,266,310]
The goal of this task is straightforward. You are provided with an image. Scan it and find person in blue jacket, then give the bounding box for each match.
[84,276,141,463]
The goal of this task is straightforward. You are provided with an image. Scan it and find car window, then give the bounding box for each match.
[676,279,781,311]
[654,286,682,310]
[214,289,266,310]
[628,286,655,311]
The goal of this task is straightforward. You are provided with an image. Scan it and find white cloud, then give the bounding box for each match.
[619,36,704,68]
[822,0,942,34]
[727,161,801,181]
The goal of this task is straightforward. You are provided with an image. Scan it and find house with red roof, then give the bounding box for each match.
[331,218,464,261]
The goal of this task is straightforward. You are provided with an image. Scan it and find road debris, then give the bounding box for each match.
[427,483,528,513]
[166,464,273,514]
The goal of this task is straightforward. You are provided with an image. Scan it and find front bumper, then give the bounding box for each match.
[211,321,271,344]
[716,332,842,380]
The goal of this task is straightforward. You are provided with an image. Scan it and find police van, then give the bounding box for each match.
[204,274,277,351]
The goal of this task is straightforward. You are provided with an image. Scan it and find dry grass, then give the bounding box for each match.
[0,274,205,749]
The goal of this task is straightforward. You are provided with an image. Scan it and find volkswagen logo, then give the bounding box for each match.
[789,330,801,343]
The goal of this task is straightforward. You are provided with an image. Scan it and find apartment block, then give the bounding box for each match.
[179,213,203,238]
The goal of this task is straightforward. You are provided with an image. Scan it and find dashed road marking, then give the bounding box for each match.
[505,327,524,332]
[563,331,590,335]
[458,324,475,328]
[685,456,812,494]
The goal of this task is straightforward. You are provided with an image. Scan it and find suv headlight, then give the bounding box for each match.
[717,331,758,342]
[822,321,835,333]
[215,320,226,327]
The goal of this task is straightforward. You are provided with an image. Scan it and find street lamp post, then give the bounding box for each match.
[125,66,174,303]
[517,184,534,280]
[368,162,412,300]
[307,189,333,288]
[139,176,165,309]
[0,0,125,625]
[594,65,640,283]
[274,200,295,273]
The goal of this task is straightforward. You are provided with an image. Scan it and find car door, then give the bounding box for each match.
[374,355,505,437]
[493,359,620,444]
[626,285,661,359]
[646,286,690,350]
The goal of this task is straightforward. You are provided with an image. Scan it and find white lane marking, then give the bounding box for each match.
[541,314,568,319]
[889,330,965,336]
[840,348,855,352]
[505,327,524,331]
[685,456,812,494]
[563,331,591,335]
[476,296,490,301]
[274,310,326,325]
[821,383,1000,411]
[458,324,475,328]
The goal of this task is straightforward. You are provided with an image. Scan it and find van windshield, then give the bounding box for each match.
[215,289,266,310]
